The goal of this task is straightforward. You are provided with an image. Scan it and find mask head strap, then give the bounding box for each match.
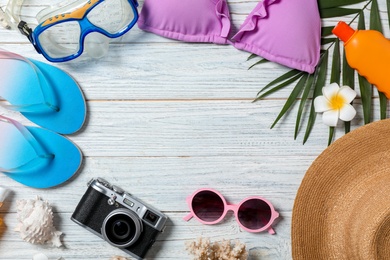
[0,0,39,52]
[0,0,23,29]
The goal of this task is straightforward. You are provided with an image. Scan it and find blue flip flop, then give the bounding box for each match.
[0,116,82,188]
[0,50,86,134]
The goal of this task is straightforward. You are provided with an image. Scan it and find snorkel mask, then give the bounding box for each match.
[0,0,139,62]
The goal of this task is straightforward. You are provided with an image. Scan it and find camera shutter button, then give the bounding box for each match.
[112,185,124,195]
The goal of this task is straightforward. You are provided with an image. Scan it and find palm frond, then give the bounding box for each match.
[295,74,315,140]
[303,51,329,144]
[255,69,301,96]
[357,11,373,125]
[321,26,335,37]
[328,39,341,144]
[320,7,361,18]
[387,0,390,27]
[318,0,366,8]
[254,72,304,101]
[370,0,387,119]
[248,58,269,70]
[271,74,308,129]
[342,50,355,134]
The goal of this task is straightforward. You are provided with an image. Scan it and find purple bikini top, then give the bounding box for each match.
[138,0,321,74]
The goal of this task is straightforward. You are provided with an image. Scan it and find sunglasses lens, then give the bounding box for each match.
[238,199,272,230]
[192,191,224,222]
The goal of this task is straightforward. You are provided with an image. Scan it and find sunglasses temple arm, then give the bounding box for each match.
[267,227,276,235]
[183,213,193,221]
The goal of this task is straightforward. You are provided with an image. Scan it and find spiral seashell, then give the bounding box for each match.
[15,196,62,247]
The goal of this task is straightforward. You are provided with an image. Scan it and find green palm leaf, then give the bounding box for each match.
[330,39,341,85]
[370,0,387,119]
[342,51,355,134]
[248,58,269,70]
[321,26,335,37]
[318,0,366,8]
[342,52,355,89]
[320,7,361,18]
[328,127,335,146]
[357,11,373,125]
[303,51,329,144]
[321,37,337,45]
[256,69,301,96]
[328,39,341,144]
[247,54,258,61]
[295,74,315,139]
[387,0,390,28]
[254,72,304,101]
[270,74,309,129]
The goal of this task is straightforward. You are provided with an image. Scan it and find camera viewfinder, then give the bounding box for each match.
[144,210,160,225]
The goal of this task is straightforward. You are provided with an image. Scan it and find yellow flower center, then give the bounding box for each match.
[329,94,345,110]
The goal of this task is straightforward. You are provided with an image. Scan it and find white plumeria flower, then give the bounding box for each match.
[314,83,357,127]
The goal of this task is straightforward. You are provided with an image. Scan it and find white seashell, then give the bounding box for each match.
[32,253,64,260]
[15,196,62,247]
[32,253,49,260]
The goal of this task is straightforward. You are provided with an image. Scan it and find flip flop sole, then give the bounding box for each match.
[0,120,82,188]
[0,56,86,134]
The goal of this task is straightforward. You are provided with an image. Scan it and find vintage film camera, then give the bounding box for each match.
[71,178,168,259]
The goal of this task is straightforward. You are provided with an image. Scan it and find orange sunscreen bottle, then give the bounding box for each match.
[333,21,390,98]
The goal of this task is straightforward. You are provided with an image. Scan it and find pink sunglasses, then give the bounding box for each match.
[184,188,279,234]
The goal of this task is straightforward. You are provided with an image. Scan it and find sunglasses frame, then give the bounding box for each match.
[184,188,279,234]
[31,0,139,62]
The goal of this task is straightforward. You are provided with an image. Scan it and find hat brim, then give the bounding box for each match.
[292,119,390,259]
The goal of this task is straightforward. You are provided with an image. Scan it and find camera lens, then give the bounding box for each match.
[102,209,142,248]
[112,220,130,239]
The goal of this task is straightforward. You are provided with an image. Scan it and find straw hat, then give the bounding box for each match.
[292,119,390,259]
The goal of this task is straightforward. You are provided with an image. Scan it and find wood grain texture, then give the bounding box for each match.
[0,0,388,259]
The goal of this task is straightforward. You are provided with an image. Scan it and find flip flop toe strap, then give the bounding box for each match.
[0,115,54,174]
[0,50,60,113]
[0,154,54,173]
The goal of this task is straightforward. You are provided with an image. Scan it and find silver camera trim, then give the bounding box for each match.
[89,178,168,232]
[102,208,143,248]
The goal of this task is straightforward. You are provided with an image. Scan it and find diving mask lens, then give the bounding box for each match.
[38,21,81,59]
[87,0,135,34]
[33,0,138,62]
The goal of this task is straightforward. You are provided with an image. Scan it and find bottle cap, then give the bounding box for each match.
[0,186,9,202]
[332,21,356,42]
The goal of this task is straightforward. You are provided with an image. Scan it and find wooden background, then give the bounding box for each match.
[0,0,388,259]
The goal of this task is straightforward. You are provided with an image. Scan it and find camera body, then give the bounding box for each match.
[71,178,168,260]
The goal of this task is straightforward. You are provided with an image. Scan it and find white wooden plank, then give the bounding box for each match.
[0,43,290,100]
[69,99,381,156]
[0,212,293,260]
